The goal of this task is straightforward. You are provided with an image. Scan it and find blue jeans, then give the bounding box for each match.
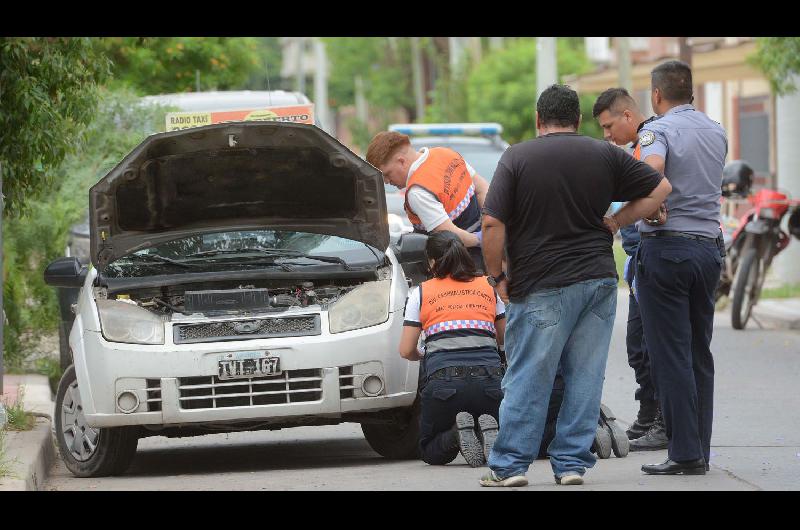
[488,277,618,479]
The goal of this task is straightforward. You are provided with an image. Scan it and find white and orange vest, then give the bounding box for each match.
[419,276,498,355]
[404,147,481,233]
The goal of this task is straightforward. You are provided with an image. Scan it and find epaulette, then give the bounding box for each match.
[637,115,660,133]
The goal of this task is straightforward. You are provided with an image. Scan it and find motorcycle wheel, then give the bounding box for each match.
[731,247,760,330]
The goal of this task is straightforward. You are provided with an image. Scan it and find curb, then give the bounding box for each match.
[0,375,57,491]
[751,299,800,330]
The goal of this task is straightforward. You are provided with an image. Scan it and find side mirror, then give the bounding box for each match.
[393,232,428,264]
[44,257,88,288]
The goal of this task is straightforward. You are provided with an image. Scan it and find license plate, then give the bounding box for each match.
[217,351,281,380]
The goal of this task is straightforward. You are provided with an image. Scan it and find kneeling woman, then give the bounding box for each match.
[399,231,506,467]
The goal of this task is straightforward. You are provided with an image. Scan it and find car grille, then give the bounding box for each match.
[173,315,320,344]
[146,379,162,412]
[178,369,323,409]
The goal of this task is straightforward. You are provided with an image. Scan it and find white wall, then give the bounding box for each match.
[773,75,800,285]
[704,82,724,125]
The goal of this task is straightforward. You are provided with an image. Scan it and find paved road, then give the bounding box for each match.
[46,291,800,491]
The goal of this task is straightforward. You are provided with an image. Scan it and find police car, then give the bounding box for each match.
[384,123,509,241]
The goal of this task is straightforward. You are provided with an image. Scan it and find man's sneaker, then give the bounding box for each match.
[479,469,528,487]
[555,472,584,485]
[629,413,668,451]
[477,414,499,462]
[455,412,485,467]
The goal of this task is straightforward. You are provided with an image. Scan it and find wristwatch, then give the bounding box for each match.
[487,271,506,287]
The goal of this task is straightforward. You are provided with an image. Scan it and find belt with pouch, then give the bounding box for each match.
[641,230,717,243]
[429,365,505,380]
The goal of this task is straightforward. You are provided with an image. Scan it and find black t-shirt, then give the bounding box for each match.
[483,132,663,299]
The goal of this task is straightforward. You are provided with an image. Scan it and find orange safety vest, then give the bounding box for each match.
[418,276,498,354]
[633,142,641,161]
[403,147,480,233]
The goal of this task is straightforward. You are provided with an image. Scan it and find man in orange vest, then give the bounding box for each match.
[592,88,668,450]
[366,131,490,268]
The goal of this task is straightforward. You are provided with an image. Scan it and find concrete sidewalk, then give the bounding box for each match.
[0,374,56,491]
[752,297,800,330]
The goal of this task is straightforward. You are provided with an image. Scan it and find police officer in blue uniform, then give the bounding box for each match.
[632,61,727,475]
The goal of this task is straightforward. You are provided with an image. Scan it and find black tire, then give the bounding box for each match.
[731,247,760,330]
[361,399,421,460]
[54,365,139,477]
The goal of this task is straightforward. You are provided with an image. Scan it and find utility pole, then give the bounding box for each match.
[679,37,692,68]
[774,76,800,284]
[449,37,467,77]
[355,75,368,125]
[410,37,426,121]
[489,37,504,52]
[536,37,558,98]
[296,37,306,95]
[618,37,633,93]
[313,38,332,136]
[195,70,200,92]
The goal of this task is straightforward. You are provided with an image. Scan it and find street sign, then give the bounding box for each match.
[165,104,315,132]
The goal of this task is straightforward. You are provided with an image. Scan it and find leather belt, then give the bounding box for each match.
[641,230,717,243]
[429,365,505,380]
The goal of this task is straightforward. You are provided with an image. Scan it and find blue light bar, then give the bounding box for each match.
[389,123,503,137]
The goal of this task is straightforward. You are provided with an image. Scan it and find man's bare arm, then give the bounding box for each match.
[473,173,490,209]
[605,173,672,232]
[481,214,509,303]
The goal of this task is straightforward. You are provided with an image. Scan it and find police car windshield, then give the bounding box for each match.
[412,141,505,180]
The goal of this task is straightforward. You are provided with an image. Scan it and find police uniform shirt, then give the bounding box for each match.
[637,104,728,238]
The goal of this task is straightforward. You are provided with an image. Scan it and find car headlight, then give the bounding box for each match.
[328,280,391,334]
[96,299,165,345]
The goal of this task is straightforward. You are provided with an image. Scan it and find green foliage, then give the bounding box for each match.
[2,390,34,431]
[101,37,263,95]
[465,38,599,144]
[243,38,285,91]
[3,88,173,368]
[324,37,414,111]
[761,282,800,299]
[0,37,111,216]
[751,37,800,96]
[0,429,19,479]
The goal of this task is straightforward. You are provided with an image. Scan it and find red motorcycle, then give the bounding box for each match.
[717,161,800,329]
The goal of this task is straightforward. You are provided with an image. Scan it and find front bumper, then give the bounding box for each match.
[74,312,418,428]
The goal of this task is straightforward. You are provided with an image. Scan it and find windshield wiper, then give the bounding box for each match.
[125,253,197,268]
[187,247,357,271]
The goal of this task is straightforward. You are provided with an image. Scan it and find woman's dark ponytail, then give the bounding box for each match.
[425,231,479,281]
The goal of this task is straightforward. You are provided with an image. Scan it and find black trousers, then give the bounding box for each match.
[626,289,655,403]
[636,236,722,463]
[418,370,563,464]
[419,371,503,465]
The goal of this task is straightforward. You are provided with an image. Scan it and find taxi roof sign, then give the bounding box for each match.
[388,123,503,137]
[165,104,314,132]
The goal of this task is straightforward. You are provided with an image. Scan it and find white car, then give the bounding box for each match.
[44,121,428,477]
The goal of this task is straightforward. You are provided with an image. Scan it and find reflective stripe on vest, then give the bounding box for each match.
[419,276,497,354]
[404,147,480,232]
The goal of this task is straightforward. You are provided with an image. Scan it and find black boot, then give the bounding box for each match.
[629,408,668,451]
[626,398,658,440]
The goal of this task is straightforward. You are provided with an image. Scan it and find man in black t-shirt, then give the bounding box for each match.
[478,85,672,488]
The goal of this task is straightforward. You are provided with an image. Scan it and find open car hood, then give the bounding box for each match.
[90,122,388,270]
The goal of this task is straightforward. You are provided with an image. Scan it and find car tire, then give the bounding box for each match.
[361,398,421,460]
[54,365,139,477]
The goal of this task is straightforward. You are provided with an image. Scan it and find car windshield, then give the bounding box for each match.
[104,230,378,277]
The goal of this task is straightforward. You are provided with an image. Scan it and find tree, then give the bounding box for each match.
[0,37,111,215]
[101,37,262,95]
[752,37,800,95]
[465,38,601,144]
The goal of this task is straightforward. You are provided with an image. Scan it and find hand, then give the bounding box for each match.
[644,203,668,226]
[495,278,510,305]
[603,214,621,234]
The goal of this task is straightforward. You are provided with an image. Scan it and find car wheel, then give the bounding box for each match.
[361,398,421,460]
[54,365,139,477]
